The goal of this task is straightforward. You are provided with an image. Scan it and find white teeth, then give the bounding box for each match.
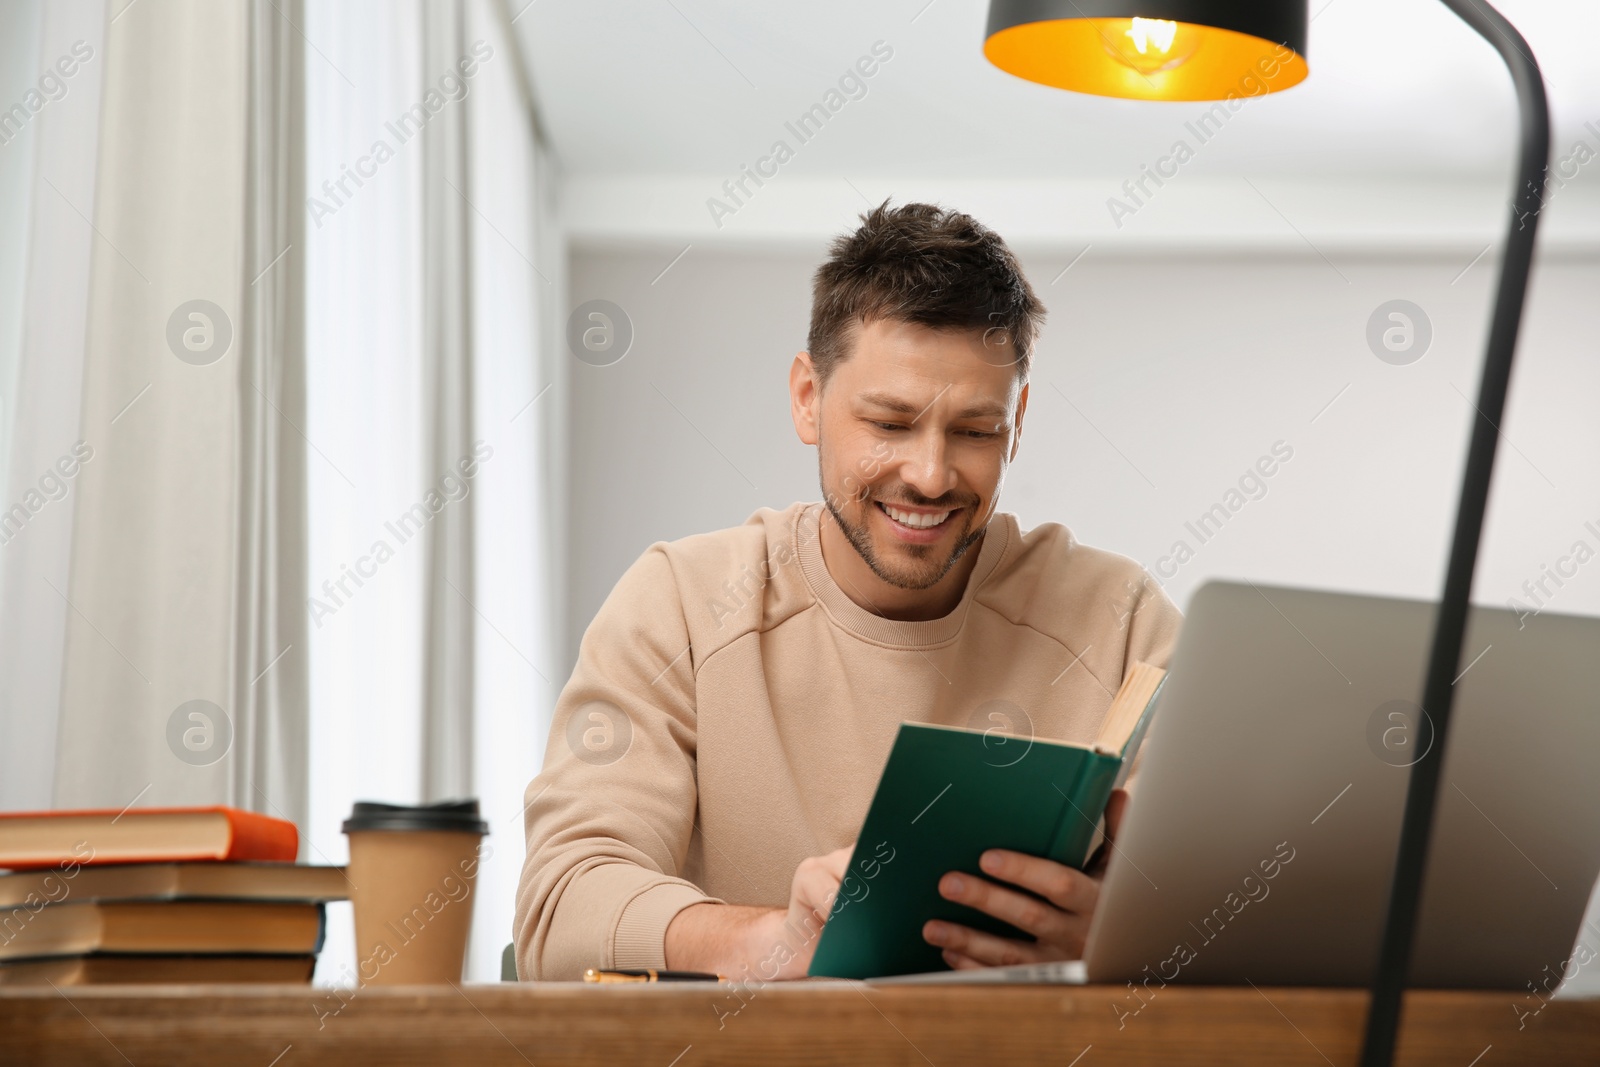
[881,503,952,529]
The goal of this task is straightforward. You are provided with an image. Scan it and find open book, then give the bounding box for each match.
[807,663,1167,979]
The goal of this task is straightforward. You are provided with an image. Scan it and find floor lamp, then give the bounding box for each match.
[980,3,1551,1065]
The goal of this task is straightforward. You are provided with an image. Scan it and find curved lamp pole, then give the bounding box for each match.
[1359,3,1549,1065]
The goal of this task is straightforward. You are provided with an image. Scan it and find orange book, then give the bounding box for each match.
[0,807,298,869]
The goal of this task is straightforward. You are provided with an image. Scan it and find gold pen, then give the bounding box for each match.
[583,967,727,983]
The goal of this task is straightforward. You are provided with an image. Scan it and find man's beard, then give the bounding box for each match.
[821,462,985,592]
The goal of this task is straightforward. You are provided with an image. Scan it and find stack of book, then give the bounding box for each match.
[0,806,347,986]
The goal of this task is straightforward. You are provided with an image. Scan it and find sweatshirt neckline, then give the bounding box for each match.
[794,501,1012,648]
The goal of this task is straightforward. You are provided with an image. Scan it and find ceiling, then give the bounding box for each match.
[514,0,1600,183]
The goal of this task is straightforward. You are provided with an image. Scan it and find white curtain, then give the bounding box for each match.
[0,0,561,985]
[303,0,562,983]
[40,0,309,827]
[465,0,567,985]
[237,0,312,831]
[0,0,105,812]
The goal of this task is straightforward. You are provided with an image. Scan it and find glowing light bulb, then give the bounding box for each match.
[1126,17,1177,56]
[1098,17,1203,76]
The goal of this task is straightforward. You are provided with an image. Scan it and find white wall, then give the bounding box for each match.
[564,242,1600,668]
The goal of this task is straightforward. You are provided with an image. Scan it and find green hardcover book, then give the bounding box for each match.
[808,663,1166,979]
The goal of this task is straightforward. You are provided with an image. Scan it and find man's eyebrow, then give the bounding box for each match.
[856,391,1008,421]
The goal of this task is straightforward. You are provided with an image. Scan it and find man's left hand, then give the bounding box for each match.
[921,787,1130,969]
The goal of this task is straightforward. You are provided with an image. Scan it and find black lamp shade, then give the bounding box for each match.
[984,0,1308,100]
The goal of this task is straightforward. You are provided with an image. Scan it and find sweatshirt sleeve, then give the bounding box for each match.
[513,545,723,981]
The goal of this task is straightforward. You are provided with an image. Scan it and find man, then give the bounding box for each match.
[515,200,1180,981]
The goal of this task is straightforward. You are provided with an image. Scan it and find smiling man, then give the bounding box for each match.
[514,200,1181,982]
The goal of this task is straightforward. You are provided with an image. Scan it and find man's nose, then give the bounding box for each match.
[898,429,957,500]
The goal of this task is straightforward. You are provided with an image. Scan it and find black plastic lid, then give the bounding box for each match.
[341,798,488,835]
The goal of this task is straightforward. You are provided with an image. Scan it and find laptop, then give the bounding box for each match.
[1078,579,1600,989]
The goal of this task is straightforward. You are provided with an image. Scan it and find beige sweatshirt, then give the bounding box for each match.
[514,500,1183,981]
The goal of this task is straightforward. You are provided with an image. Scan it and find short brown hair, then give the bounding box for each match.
[806,199,1046,386]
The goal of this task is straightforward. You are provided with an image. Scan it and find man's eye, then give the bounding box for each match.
[873,422,905,432]
[963,429,998,439]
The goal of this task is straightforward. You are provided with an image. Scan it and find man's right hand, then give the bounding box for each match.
[664,844,853,980]
[769,844,852,977]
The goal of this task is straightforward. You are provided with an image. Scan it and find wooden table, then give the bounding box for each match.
[2,982,1594,1066]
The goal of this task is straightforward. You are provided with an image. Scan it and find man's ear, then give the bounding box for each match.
[1009,379,1029,463]
[790,352,821,446]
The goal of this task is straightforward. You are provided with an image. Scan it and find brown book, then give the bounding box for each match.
[0,900,325,960]
[0,953,317,986]
[0,862,349,909]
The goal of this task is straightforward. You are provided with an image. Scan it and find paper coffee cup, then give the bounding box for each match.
[341,799,489,985]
